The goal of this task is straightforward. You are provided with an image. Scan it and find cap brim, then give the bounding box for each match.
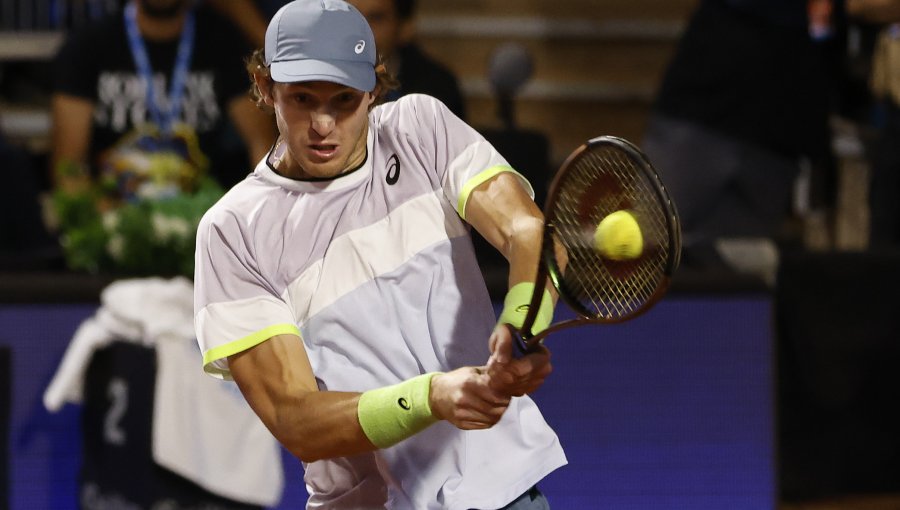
[270,59,376,92]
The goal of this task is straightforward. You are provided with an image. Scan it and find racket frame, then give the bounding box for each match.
[518,136,681,349]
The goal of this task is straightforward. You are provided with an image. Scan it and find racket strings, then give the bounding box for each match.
[549,145,672,320]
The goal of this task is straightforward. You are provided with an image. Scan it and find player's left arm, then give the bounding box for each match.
[464,171,553,395]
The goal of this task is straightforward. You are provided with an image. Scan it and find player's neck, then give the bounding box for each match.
[270,139,310,179]
[136,5,188,41]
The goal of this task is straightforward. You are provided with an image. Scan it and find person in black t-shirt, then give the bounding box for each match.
[0,129,58,269]
[847,0,900,246]
[641,0,839,272]
[51,0,277,192]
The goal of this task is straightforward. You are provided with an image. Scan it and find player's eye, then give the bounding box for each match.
[293,93,314,105]
[334,92,361,109]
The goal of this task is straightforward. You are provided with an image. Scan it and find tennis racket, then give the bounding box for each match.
[514,135,681,354]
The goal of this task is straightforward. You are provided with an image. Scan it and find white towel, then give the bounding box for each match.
[43,277,284,507]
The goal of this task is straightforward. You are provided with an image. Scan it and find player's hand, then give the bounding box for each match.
[486,324,553,397]
[429,366,512,430]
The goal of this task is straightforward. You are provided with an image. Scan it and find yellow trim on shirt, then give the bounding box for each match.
[457,165,523,220]
[202,323,301,378]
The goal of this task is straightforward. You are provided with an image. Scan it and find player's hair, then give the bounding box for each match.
[244,49,398,113]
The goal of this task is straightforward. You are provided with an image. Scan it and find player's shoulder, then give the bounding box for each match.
[197,178,265,231]
[372,94,455,138]
[375,94,452,119]
[398,93,451,114]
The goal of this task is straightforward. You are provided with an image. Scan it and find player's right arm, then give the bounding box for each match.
[228,333,512,463]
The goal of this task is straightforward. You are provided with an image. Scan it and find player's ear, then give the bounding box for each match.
[366,87,380,109]
[256,76,275,106]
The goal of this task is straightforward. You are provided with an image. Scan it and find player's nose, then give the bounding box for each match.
[311,110,335,136]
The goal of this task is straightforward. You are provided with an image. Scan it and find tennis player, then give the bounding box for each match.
[193,1,566,508]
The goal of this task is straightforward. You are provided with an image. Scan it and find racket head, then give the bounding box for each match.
[541,135,681,324]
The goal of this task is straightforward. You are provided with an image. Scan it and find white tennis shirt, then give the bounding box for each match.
[194,94,566,509]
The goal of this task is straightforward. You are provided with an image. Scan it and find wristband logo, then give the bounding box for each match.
[397,397,411,410]
[515,304,530,313]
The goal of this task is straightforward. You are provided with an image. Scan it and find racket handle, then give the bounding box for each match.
[508,324,539,359]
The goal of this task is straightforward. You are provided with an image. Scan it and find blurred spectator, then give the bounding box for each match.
[848,0,900,22]
[641,0,841,272]
[204,0,269,47]
[0,126,58,269]
[847,0,900,246]
[50,0,276,193]
[346,0,466,120]
[227,0,466,119]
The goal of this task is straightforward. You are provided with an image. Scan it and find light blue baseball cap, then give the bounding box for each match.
[264,0,377,91]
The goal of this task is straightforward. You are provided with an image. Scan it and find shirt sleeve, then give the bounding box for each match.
[400,94,534,220]
[193,204,299,379]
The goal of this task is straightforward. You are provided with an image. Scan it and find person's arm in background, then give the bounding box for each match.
[847,0,900,23]
[464,171,555,397]
[52,92,275,186]
[228,333,514,462]
[49,23,98,193]
[205,0,269,48]
[227,96,277,165]
[50,94,94,192]
[207,0,278,165]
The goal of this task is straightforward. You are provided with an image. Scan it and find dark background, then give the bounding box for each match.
[1,269,776,510]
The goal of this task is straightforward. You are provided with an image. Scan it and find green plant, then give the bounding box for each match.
[53,176,223,278]
[52,124,223,277]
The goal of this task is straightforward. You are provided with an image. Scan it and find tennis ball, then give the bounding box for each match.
[594,210,643,260]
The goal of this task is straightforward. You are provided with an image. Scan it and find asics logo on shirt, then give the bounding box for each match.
[386,154,400,185]
[355,40,366,54]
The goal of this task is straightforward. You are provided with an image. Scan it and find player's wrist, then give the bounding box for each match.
[498,282,554,334]
[427,372,445,420]
[357,372,441,449]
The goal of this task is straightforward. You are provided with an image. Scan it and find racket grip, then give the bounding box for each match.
[508,324,539,359]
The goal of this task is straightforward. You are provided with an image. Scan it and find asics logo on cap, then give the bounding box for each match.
[355,40,366,54]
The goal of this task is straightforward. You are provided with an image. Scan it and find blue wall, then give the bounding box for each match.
[1,296,774,509]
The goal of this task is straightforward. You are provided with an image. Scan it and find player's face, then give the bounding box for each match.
[269,81,375,179]
[347,0,403,58]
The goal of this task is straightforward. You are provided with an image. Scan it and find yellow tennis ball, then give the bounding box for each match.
[594,210,643,260]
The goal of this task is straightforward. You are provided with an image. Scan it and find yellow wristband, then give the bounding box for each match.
[498,282,554,334]
[357,373,440,449]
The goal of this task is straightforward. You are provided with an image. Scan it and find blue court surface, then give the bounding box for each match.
[2,295,774,509]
